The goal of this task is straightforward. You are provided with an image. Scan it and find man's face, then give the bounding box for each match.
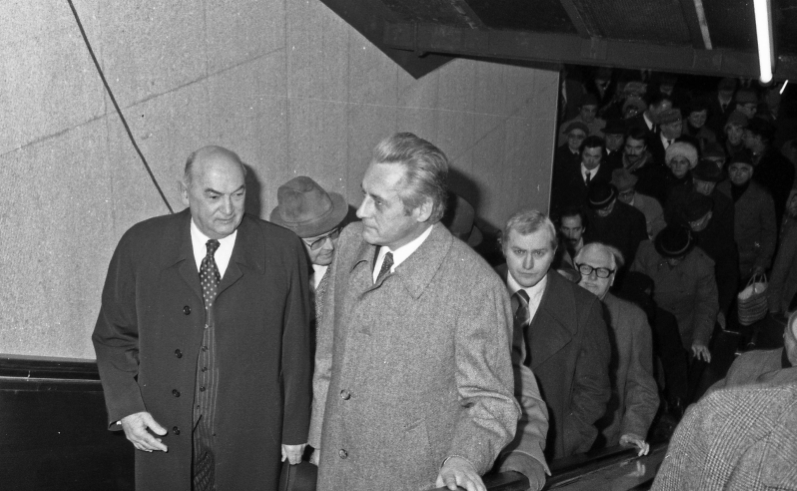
[576,247,615,299]
[624,137,647,164]
[580,104,597,124]
[693,178,716,196]
[668,156,691,179]
[689,211,713,232]
[567,130,587,153]
[726,124,744,145]
[182,153,246,240]
[617,186,635,204]
[605,133,624,152]
[357,162,430,250]
[581,146,602,170]
[661,120,683,139]
[560,215,584,249]
[688,110,707,128]
[503,228,555,289]
[650,100,673,122]
[728,163,754,186]
[742,129,761,150]
[302,228,340,266]
[596,199,616,217]
[738,102,757,118]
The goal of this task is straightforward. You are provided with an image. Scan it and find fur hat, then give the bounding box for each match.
[665,141,699,168]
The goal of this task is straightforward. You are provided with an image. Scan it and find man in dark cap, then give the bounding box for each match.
[603,119,626,168]
[681,192,739,327]
[744,117,795,226]
[707,77,738,135]
[551,135,614,214]
[632,226,718,366]
[558,93,606,145]
[651,108,684,165]
[584,181,648,273]
[270,176,349,320]
[553,121,589,172]
[734,89,759,119]
[612,168,666,239]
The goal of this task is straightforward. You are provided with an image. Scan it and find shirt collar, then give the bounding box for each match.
[376,224,434,273]
[507,270,548,300]
[190,218,237,275]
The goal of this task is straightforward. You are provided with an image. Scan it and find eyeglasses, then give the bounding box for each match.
[302,228,340,250]
[576,263,615,279]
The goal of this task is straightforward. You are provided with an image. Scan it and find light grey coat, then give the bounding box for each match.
[309,222,519,491]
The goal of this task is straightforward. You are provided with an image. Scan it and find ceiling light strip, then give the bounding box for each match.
[692,0,713,50]
[753,0,775,83]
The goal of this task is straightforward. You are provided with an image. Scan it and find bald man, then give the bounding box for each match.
[93,146,312,491]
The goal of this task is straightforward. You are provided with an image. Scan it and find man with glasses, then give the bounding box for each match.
[271,176,349,320]
[574,243,658,456]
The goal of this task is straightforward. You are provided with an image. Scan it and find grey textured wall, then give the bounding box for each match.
[0,0,558,359]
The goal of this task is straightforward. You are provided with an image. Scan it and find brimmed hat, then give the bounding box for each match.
[728,151,754,168]
[703,142,726,160]
[665,141,699,168]
[692,159,725,182]
[604,119,626,135]
[658,108,682,126]
[588,182,618,209]
[726,110,749,128]
[655,225,694,258]
[684,193,714,222]
[735,89,758,104]
[611,168,638,191]
[270,176,348,238]
[564,121,589,135]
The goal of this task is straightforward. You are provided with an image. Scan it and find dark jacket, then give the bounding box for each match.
[92,210,313,491]
[584,201,649,268]
[718,181,777,278]
[754,146,795,227]
[497,268,611,459]
[551,160,616,215]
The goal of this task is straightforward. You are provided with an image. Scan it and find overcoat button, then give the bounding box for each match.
[340,390,351,400]
[172,389,180,397]
[174,349,183,358]
[199,386,206,392]
[338,449,348,459]
[172,426,180,435]
[183,306,191,315]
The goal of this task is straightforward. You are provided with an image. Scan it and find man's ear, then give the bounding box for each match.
[179,179,190,206]
[413,198,434,223]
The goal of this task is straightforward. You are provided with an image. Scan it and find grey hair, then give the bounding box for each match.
[371,132,449,223]
[575,242,625,270]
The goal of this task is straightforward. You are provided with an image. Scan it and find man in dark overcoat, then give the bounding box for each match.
[309,133,520,491]
[93,146,312,491]
[495,209,611,461]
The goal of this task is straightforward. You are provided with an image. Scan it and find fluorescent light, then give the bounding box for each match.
[754,0,774,83]
[781,80,789,95]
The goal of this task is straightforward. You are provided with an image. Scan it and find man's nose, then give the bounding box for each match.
[222,197,234,215]
[321,236,334,251]
[356,199,369,219]
[522,254,534,270]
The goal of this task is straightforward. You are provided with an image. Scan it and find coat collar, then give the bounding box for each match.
[350,223,453,299]
[527,271,578,368]
[164,209,264,300]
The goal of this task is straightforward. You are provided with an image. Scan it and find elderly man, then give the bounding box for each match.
[575,243,659,456]
[496,209,610,462]
[612,168,666,239]
[310,133,520,491]
[584,182,648,273]
[270,176,348,320]
[93,146,313,490]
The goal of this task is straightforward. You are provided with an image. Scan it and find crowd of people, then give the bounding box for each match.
[90,67,797,491]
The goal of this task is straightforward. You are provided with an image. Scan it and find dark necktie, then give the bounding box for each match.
[200,239,221,309]
[512,290,531,329]
[376,252,394,283]
[584,171,592,186]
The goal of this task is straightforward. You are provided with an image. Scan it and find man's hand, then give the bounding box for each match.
[120,411,168,452]
[620,433,650,456]
[281,443,307,465]
[436,456,485,491]
[691,341,711,363]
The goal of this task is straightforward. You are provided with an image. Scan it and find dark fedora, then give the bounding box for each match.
[692,159,725,182]
[655,225,694,258]
[270,176,348,238]
[587,181,618,209]
[683,192,714,222]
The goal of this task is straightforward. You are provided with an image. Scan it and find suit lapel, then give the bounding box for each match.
[217,215,263,297]
[165,210,203,302]
[527,272,577,369]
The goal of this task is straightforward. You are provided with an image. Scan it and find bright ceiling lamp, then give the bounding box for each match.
[754,0,775,83]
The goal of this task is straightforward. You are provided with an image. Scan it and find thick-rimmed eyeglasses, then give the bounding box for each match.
[302,228,340,250]
[575,263,615,279]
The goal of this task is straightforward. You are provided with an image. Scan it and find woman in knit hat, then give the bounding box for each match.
[664,140,699,201]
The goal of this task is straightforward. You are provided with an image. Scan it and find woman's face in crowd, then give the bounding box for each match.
[688,110,707,128]
[669,156,691,179]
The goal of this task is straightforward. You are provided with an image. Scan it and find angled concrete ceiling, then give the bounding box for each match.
[321,0,797,80]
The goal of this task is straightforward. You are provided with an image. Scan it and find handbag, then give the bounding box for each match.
[737,274,768,326]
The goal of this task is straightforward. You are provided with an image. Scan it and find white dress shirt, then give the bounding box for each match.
[372,225,434,283]
[581,163,599,184]
[190,219,237,278]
